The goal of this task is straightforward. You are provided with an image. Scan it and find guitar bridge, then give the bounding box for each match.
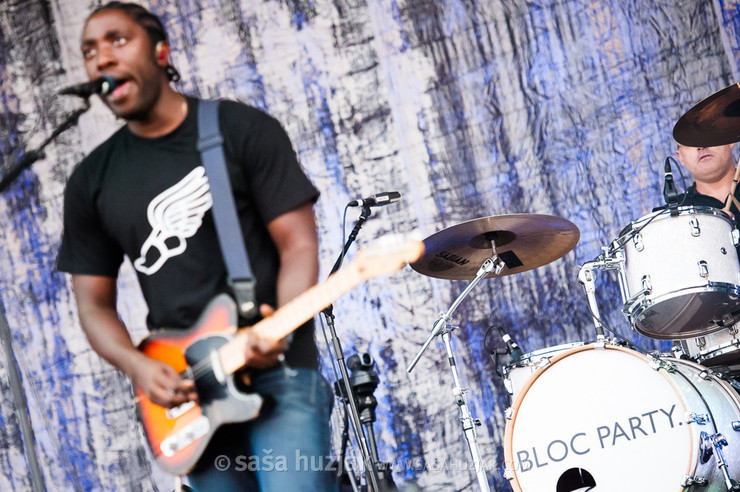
[160,416,210,457]
[165,401,196,420]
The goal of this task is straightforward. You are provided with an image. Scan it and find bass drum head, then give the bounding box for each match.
[503,344,740,492]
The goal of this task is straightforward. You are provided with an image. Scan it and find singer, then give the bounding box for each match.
[55,2,334,491]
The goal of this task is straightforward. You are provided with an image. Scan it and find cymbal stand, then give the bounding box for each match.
[407,256,504,492]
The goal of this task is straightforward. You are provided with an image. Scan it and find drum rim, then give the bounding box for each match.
[616,205,736,239]
[625,283,740,340]
[505,341,586,369]
[502,343,695,490]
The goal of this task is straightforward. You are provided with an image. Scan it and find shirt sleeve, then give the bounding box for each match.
[225,103,319,224]
[56,165,124,277]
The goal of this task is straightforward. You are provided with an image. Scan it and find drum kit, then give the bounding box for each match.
[405,83,740,491]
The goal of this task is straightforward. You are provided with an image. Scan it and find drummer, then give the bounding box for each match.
[671,142,740,226]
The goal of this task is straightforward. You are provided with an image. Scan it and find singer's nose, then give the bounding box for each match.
[95,44,117,72]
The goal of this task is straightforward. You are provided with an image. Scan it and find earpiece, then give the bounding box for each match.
[155,41,168,62]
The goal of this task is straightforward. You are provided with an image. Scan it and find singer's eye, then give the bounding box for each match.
[82,47,97,60]
[112,36,127,47]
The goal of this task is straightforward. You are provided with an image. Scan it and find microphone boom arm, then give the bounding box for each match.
[0,100,91,193]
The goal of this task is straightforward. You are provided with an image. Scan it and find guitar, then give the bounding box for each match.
[134,240,424,475]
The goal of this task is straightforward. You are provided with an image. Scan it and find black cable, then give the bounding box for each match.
[483,325,507,378]
[671,365,719,434]
[667,156,689,207]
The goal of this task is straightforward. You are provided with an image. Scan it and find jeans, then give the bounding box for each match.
[187,368,337,491]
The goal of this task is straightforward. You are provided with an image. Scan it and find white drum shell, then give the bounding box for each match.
[503,342,584,400]
[504,344,740,492]
[614,207,740,339]
[681,326,740,369]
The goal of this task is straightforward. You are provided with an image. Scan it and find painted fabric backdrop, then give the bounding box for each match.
[0,0,738,490]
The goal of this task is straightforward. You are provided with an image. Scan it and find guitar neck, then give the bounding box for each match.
[218,263,363,376]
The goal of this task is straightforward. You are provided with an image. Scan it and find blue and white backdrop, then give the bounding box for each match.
[1,0,739,490]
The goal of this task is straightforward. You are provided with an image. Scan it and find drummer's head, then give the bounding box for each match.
[675,142,735,185]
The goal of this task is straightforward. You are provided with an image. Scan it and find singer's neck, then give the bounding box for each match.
[126,88,187,138]
[695,169,736,203]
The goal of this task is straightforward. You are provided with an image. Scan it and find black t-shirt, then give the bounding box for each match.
[674,183,740,229]
[57,97,320,369]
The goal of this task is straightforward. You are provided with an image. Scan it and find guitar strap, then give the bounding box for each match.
[196,99,259,322]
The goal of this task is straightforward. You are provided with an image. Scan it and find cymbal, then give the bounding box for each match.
[673,82,740,147]
[410,214,580,280]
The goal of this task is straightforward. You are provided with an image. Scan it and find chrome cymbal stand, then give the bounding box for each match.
[407,256,504,492]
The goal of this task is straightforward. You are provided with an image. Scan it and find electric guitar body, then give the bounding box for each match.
[136,295,261,475]
[134,240,424,475]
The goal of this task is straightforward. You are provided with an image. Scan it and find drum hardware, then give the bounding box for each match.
[605,206,740,339]
[699,432,740,491]
[578,258,651,353]
[577,262,607,338]
[408,256,501,492]
[685,412,711,426]
[408,214,580,492]
[502,342,586,401]
[700,431,716,463]
[681,475,708,487]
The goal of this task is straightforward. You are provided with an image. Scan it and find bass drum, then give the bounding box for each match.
[503,344,740,492]
[503,342,585,401]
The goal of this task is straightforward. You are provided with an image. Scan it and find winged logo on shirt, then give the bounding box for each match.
[134,167,213,275]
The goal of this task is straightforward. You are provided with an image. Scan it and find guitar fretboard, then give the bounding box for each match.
[217,262,364,375]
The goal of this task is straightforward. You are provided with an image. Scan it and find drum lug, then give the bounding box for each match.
[699,370,713,381]
[503,467,515,480]
[641,275,652,294]
[505,407,513,420]
[733,228,739,246]
[685,412,711,425]
[698,260,709,279]
[732,421,740,432]
[681,475,708,487]
[503,378,514,396]
[632,233,644,252]
[649,355,675,373]
[689,217,701,237]
[535,357,552,369]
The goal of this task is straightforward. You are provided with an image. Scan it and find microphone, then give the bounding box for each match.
[663,157,678,213]
[497,325,523,362]
[348,191,401,207]
[58,76,119,98]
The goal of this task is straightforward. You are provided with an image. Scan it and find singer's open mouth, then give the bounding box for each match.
[108,78,133,102]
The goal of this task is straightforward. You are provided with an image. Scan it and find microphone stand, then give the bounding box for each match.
[323,205,383,492]
[0,100,90,191]
[0,98,91,492]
